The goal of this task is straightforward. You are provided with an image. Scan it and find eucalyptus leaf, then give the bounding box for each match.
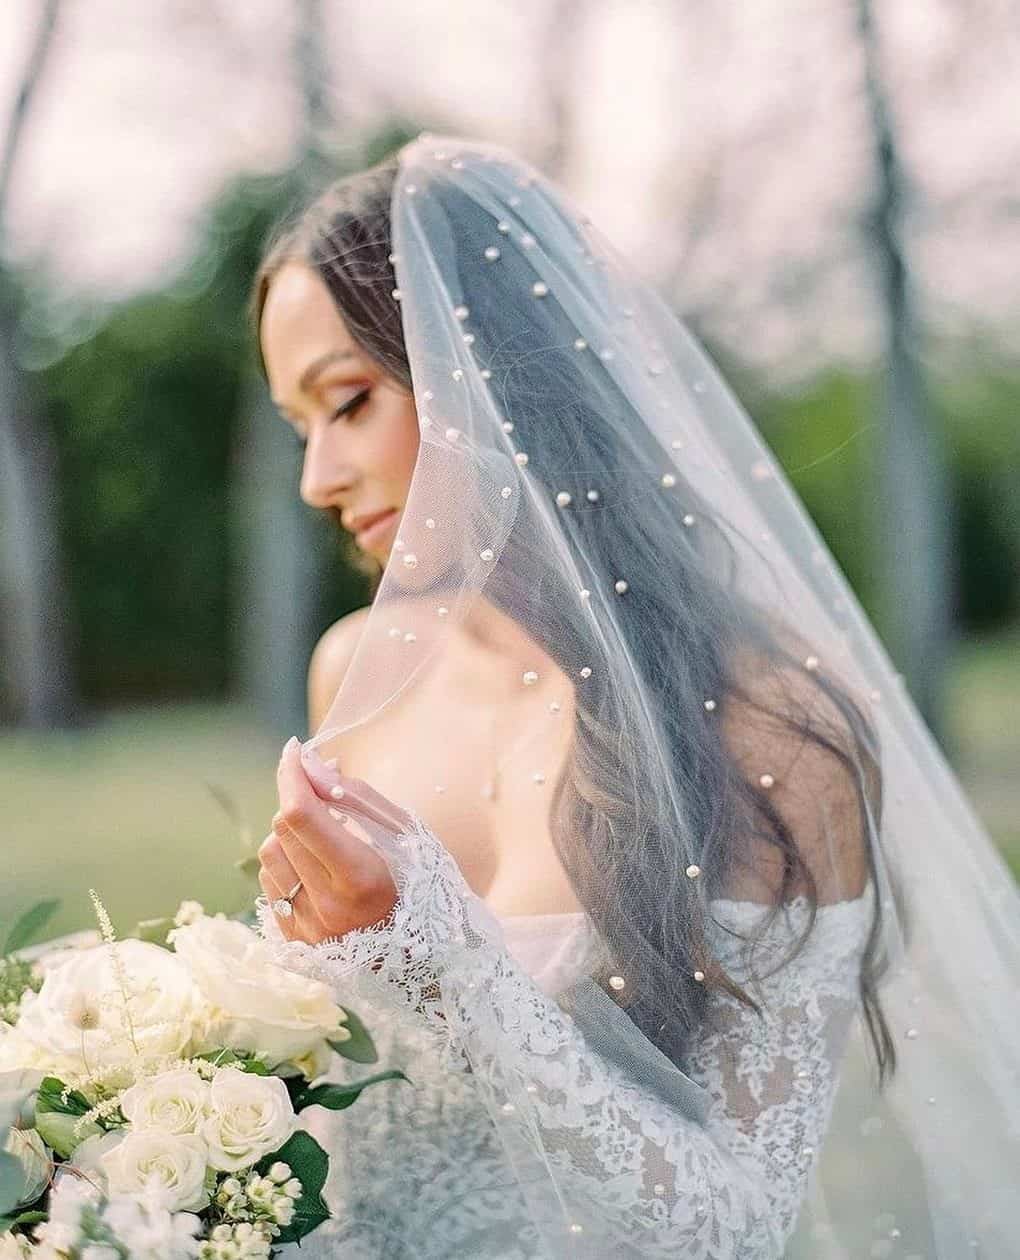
[328,1007,378,1064]
[291,1069,407,1114]
[3,901,60,956]
[0,1149,25,1217]
[256,1130,330,1244]
[0,1072,44,1133]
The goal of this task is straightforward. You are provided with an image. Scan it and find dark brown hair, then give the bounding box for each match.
[251,151,901,1084]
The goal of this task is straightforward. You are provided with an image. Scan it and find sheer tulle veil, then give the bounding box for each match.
[263,134,1020,1257]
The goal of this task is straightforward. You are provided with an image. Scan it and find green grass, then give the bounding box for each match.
[0,702,284,940]
[1,629,1017,942]
[945,627,1020,876]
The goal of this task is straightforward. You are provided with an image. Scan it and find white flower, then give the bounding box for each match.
[14,940,203,1077]
[173,901,205,928]
[0,1023,80,1082]
[100,1129,210,1213]
[102,1191,201,1260]
[3,1125,51,1206]
[60,1127,124,1193]
[289,1038,334,1081]
[119,1068,211,1136]
[31,1174,97,1252]
[202,1067,296,1172]
[0,1232,34,1258]
[170,917,348,1068]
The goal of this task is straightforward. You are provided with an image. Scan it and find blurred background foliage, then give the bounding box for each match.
[9,181,1020,709]
[0,1,1016,937]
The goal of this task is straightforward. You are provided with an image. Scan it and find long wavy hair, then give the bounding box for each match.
[251,152,903,1085]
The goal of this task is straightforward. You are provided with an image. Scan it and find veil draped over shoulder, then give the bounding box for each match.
[258,134,1020,1259]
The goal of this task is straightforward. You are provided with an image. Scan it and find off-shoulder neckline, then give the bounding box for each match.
[495,880,876,926]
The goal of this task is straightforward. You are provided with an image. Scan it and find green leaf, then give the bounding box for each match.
[328,1007,378,1064]
[196,1050,268,1075]
[8,1209,47,1226]
[3,901,60,955]
[255,1130,330,1244]
[35,1077,90,1118]
[0,1150,24,1216]
[0,1072,44,1132]
[290,1070,407,1114]
[35,1110,101,1159]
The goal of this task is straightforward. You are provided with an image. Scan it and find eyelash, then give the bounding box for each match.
[292,388,370,449]
[333,387,371,422]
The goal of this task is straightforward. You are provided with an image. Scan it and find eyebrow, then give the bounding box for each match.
[300,349,356,390]
[273,350,357,412]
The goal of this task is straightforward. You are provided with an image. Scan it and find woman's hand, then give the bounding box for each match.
[258,737,409,945]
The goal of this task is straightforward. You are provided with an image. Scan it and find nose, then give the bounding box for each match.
[299,431,357,510]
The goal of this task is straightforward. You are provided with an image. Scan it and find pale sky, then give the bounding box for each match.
[1,0,1017,384]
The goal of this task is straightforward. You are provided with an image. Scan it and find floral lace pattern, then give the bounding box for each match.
[257,815,873,1259]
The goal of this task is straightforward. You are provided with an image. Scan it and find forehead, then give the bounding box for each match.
[260,262,359,382]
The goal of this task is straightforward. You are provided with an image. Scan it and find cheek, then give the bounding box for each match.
[375,402,420,493]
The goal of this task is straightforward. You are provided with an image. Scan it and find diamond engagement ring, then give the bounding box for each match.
[272,880,303,918]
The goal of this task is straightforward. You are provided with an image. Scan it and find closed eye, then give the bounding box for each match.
[333,387,371,422]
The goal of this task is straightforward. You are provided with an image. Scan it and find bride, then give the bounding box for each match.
[250,135,1020,1258]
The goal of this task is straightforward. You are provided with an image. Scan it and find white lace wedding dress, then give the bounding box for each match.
[260,816,874,1260]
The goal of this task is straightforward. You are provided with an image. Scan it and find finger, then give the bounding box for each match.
[301,745,413,833]
[263,825,332,897]
[258,868,296,941]
[259,857,331,943]
[276,742,391,879]
[258,834,300,897]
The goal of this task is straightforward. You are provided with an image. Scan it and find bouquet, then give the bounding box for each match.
[0,893,402,1259]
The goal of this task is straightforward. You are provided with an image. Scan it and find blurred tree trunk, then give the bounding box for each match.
[857,0,952,738]
[233,0,335,738]
[0,0,79,728]
[233,381,323,739]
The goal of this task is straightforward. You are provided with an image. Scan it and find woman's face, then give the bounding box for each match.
[260,261,420,565]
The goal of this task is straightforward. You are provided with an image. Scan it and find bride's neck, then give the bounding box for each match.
[460,597,529,658]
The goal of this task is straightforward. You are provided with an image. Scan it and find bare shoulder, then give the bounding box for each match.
[307,606,372,734]
[721,647,876,905]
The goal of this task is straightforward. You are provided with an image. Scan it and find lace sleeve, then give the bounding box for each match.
[257,815,873,1260]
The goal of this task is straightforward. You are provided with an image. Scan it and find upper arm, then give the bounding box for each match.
[307,607,371,736]
[720,655,875,906]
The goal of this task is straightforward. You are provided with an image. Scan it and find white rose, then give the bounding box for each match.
[64,1128,125,1189]
[0,1233,33,1259]
[14,941,203,1077]
[0,1023,81,1082]
[202,1067,296,1172]
[100,1129,210,1214]
[3,1125,51,1206]
[119,1069,211,1136]
[169,917,348,1067]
